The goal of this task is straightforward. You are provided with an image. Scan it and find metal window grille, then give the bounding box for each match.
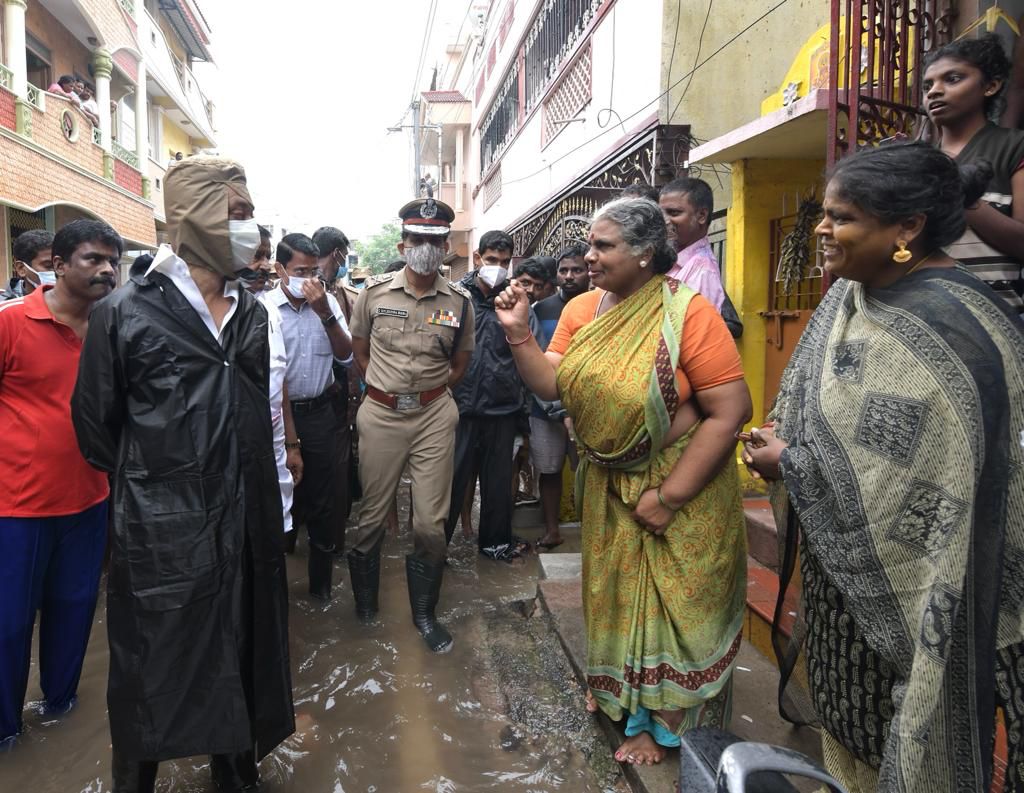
[769,214,824,312]
[480,69,519,174]
[523,0,602,116]
[483,164,503,210]
[541,42,591,147]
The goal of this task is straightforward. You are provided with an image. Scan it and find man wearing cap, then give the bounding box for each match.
[72,156,294,792]
[346,197,473,653]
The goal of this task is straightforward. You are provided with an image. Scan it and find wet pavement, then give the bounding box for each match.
[0,496,625,793]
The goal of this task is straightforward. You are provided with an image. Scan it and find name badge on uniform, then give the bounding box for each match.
[376,306,409,318]
[427,310,460,328]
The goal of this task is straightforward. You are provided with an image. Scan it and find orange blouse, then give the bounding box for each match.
[547,288,744,403]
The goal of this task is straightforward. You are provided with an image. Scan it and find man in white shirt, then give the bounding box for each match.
[266,233,352,602]
[71,156,294,793]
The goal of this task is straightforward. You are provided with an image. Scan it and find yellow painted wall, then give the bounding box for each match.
[161,115,192,161]
[725,158,825,427]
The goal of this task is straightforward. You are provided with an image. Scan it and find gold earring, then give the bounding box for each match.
[892,241,912,264]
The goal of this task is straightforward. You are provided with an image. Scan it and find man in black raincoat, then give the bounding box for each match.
[72,156,294,792]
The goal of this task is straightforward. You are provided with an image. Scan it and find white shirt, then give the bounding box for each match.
[145,246,239,345]
[265,285,352,401]
[260,296,294,533]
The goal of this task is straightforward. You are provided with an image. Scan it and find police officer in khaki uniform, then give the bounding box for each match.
[348,197,473,653]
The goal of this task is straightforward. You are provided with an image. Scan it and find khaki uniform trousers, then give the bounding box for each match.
[350,391,459,564]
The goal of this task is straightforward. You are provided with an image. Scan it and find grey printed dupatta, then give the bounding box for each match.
[769,267,1024,792]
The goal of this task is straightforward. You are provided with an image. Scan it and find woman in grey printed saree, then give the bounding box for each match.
[744,142,1024,792]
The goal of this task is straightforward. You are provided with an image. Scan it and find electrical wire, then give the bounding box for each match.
[669,0,713,123]
[436,0,482,91]
[502,0,791,188]
[410,0,440,102]
[663,0,682,118]
[595,4,625,134]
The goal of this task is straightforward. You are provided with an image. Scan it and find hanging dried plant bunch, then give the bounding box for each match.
[778,195,823,296]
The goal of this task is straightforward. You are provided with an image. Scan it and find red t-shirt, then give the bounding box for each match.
[0,288,109,517]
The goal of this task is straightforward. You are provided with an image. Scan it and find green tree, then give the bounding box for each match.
[352,222,402,274]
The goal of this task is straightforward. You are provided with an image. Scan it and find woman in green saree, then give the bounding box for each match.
[494,197,752,765]
[744,143,1024,792]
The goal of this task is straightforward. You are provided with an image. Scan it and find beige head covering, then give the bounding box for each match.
[163,156,253,278]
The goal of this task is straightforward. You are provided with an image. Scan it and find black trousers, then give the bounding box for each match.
[445,414,518,551]
[291,401,339,556]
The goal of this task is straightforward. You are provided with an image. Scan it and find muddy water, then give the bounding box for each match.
[0,503,622,793]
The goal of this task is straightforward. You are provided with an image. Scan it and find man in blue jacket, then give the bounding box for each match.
[444,230,540,561]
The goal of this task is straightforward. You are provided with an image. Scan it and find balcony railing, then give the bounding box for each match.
[118,0,135,16]
[25,83,45,111]
[92,125,102,145]
[113,140,140,169]
[0,64,12,92]
[143,8,215,138]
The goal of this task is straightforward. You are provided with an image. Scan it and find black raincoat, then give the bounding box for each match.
[71,266,294,762]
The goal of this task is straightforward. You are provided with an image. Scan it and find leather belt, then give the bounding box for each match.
[367,385,447,411]
[289,390,334,415]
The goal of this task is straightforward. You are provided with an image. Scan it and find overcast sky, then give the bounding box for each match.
[194,0,469,243]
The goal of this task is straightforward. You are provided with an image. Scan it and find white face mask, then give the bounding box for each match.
[24,265,57,286]
[478,264,508,288]
[228,218,261,272]
[284,276,309,299]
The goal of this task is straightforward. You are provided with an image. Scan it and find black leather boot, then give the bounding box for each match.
[347,537,383,624]
[308,541,334,602]
[210,749,259,792]
[111,751,158,793]
[405,554,453,653]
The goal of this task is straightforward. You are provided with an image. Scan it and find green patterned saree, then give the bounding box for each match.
[556,276,747,731]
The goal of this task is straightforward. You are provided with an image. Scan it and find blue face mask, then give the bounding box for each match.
[336,265,348,280]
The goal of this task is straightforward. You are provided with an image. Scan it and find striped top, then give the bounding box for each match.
[945,123,1024,313]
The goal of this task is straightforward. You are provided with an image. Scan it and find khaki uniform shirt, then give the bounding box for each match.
[350,269,474,394]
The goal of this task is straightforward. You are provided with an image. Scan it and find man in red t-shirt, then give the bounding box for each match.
[0,219,120,745]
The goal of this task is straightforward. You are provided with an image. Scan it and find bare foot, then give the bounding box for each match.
[535,532,564,550]
[585,690,599,713]
[461,513,474,539]
[614,732,666,766]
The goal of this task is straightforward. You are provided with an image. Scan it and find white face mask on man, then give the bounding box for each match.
[284,276,310,299]
[228,218,262,272]
[23,264,57,286]
[477,264,508,288]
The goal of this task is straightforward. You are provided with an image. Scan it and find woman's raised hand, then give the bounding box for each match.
[495,279,531,337]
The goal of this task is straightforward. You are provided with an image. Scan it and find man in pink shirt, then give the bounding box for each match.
[659,177,726,308]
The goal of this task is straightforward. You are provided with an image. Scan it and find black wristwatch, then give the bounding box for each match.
[321,313,338,327]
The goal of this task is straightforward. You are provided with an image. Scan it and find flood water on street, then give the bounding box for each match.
[0,499,624,793]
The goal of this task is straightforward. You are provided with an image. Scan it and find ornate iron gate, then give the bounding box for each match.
[827,0,957,167]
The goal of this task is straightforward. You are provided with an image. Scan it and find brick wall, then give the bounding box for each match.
[114,157,142,196]
[0,89,15,132]
[25,94,105,175]
[0,207,9,284]
[0,133,156,245]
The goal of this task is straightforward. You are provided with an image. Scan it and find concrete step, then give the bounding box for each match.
[744,497,780,572]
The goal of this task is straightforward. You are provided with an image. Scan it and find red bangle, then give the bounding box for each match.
[505,333,532,346]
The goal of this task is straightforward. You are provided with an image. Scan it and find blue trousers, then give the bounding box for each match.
[0,500,107,741]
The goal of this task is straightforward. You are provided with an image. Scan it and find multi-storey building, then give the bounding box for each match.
[466,0,1012,424]
[0,0,216,282]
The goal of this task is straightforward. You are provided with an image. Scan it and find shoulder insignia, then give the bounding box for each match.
[449,281,471,300]
[364,272,396,289]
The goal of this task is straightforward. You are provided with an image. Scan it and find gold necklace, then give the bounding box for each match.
[905,249,940,275]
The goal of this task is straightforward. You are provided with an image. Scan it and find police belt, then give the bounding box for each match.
[367,385,446,411]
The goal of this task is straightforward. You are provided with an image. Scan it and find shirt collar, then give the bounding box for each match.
[677,235,712,262]
[389,268,450,297]
[23,285,54,320]
[147,245,239,300]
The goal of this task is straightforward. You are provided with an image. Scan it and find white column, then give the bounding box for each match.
[3,0,28,98]
[134,59,148,162]
[455,126,465,211]
[92,49,113,152]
